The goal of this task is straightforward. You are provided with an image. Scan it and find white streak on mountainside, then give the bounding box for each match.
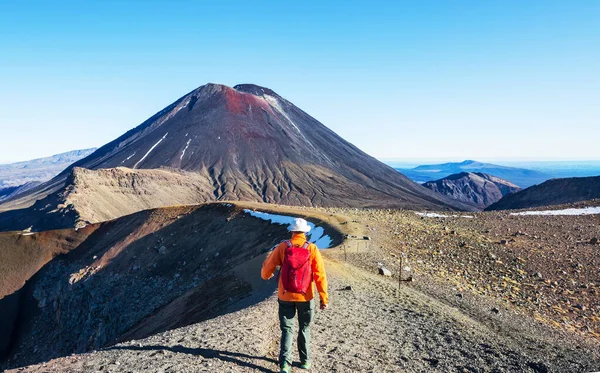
[133,133,168,169]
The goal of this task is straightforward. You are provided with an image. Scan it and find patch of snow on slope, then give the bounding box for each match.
[121,152,136,164]
[415,212,449,218]
[244,209,333,248]
[180,139,191,160]
[510,207,600,216]
[133,132,168,169]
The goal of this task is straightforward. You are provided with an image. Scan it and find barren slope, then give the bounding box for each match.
[2,203,600,372]
[423,172,521,209]
[487,175,600,211]
[0,83,469,230]
[0,202,341,369]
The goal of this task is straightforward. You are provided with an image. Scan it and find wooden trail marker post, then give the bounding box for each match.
[396,243,410,298]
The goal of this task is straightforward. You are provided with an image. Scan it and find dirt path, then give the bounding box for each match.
[8,257,599,373]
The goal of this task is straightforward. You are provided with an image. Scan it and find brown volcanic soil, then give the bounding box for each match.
[0,83,469,231]
[0,227,101,299]
[333,201,600,342]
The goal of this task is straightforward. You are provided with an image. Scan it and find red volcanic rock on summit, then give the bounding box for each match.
[0,83,470,231]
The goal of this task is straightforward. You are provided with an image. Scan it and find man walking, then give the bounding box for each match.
[261,217,328,373]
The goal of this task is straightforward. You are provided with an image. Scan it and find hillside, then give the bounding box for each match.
[0,181,41,203]
[487,175,600,211]
[3,203,600,372]
[0,202,342,368]
[398,160,550,188]
[423,172,521,209]
[0,83,471,231]
[0,148,96,189]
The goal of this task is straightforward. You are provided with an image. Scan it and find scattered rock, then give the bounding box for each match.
[378,267,392,277]
[158,245,167,255]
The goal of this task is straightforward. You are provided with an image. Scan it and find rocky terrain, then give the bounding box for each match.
[0,148,96,189]
[3,203,600,372]
[423,172,521,209]
[0,202,341,369]
[335,200,600,342]
[0,83,470,231]
[487,175,600,211]
[0,167,220,232]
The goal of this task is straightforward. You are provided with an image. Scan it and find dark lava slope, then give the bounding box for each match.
[1,83,469,219]
[487,175,600,211]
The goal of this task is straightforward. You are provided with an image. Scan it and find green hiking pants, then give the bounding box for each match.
[278,299,314,366]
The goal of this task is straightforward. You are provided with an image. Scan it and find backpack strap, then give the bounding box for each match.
[286,240,310,249]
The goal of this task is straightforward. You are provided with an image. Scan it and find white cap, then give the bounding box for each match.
[288,218,311,233]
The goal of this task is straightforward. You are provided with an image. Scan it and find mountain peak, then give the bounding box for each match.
[423,171,522,209]
[233,83,279,97]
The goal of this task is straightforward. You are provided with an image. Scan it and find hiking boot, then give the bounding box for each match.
[299,361,311,370]
[280,361,292,373]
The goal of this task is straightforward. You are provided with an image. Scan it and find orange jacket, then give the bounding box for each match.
[261,233,329,304]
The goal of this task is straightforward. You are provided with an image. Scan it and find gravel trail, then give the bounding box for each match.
[8,257,599,372]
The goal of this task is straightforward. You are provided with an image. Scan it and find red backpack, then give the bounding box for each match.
[280,240,312,294]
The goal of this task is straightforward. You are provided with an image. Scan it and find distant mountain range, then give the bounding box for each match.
[423,172,521,209]
[395,160,552,188]
[486,176,600,211]
[0,148,97,188]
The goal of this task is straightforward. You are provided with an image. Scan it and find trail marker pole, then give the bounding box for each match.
[398,256,402,296]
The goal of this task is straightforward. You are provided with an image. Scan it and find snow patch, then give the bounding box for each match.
[244,209,333,248]
[415,212,449,218]
[180,139,191,160]
[121,152,136,164]
[133,132,168,169]
[510,207,600,216]
[415,212,475,219]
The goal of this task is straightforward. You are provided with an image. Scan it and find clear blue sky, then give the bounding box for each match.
[1,1,599,163]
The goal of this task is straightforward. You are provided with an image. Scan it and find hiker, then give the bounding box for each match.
[261,217,329,373]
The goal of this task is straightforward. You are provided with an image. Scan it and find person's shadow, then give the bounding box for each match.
[107,345,278,372]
